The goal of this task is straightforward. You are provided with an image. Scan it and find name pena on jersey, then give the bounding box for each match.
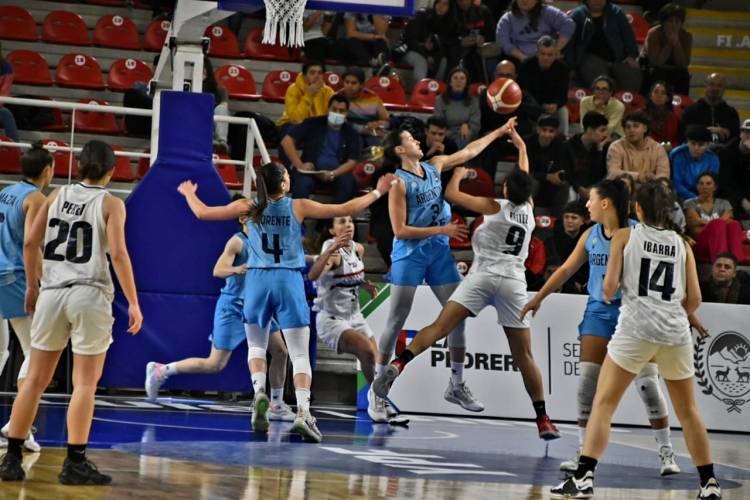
[0,193,18,206]
[643,240,676,257]
[61,201,87,216]
[509,211,528,225]
[260,214,291,226]
[415,186,441,205]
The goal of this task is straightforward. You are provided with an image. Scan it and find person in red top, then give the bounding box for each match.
[0,43,19,142]
[644,81,680,149]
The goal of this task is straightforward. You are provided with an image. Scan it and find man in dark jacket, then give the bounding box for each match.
[679,73,740,148]
[718,119,750,217]
[700,253,750,305]
[544,201,590,294]
[526,114,575,217]
[281,94,362,203]
[567,111,610,200]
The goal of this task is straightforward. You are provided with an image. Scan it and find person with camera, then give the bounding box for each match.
[525,114,574,217]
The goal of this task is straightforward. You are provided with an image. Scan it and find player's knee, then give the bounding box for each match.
[446,328,466,349]
[269,339,288,358]
[248,347,267,361]
[357,344,376,367]
[635,363,669,420]
[206,357,228,372]
[577,361,601,420]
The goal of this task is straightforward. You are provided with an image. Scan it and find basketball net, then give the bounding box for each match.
[263,0,307,47]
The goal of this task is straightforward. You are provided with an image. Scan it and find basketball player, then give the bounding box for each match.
[374,118,520,415]
[521,179,680,475]
[551,180,721,500]
[307,216,385,421]
[0,141,142,484]
[178,162,396,443]
[373,126,560,440]
[0,145,53,454]
[144,210,295,429]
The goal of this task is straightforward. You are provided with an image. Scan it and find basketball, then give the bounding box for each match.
[486,77,522,114]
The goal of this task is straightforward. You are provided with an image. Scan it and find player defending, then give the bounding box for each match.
[374,126,560,440]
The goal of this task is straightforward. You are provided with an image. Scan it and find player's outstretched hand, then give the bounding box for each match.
[375,173,398,194]
[24,286,39,315]
[128,304,143,335]
[443,222,469,239]
[497,117,518,136]
[452,166,471,182]
[508,124,524,149]
[177,180,197,197]
[519,297,541,321]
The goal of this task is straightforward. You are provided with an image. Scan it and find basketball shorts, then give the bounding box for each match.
[449,270,530,328]
[607,332,694,381]
[211,294,281,350]
[31,285,114,355]
[387,240,460,287]
[243,268,309,330]
[316,310,374,353]
[578,299,621,339]
[0,271,27,319]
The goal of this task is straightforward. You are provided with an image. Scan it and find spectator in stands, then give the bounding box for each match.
[607,111,670,185]
[276,60,334,130]
[679,73,740,147]
[644,81,680,149]
[433,67,480,147]
[341,13,391,70]
[670,126,720,201]
[565,0,642,92]
[579,75,625,138]
[567,111,610,200]
[700,252,750,305]
[201,58,230,149]
[544,201,590,294]
[424,115,458,161]
[0,45,20,142]
[302,11,336,62]
[640,3,692,95]
[281,94,361,204]
[685,171,745,263]
[449,0,495,83]
[526,114,574,216]
[397,0,452,82]
[338,68,389,148]
[518,36,570,137]
[718,119,750,218]
[495,0,574,63]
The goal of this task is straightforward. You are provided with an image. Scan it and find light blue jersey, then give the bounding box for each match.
[220,232,249,298]
[246,196,305,270]
[585,220,637,302]
[0,181,38,276]
[391,161,450,262]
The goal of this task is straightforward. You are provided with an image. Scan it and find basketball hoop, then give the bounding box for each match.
[263,0,307,47]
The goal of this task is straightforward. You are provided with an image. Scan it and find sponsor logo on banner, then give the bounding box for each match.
[695,331,750,413]
[428,339,519,373]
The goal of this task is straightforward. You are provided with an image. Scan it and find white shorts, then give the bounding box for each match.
[607,332,694,381]
[31,286,114,356]
[316,310,374,353]
[449,270,530,328]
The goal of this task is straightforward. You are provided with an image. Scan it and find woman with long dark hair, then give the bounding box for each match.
[433,67,480,147]
[644,81,680,148]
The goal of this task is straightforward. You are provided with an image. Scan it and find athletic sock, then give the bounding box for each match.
[270,387,283,405]
[7,437,23,459]
[575,455,598,479]
[295,389,311,414]
[252,372,267,395]
[67,443,87,464]
[375,363,386,378]
[392,349,415,373]
[532,400,547,419]
[654,427,671,448]
[697,464,716,487]
[578,426,586,447]
[450,362,464,385]
[164,363,178,377]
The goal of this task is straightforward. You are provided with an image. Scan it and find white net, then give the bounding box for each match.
[263,0,307,48]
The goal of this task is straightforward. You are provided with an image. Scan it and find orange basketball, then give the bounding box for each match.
[486,77,522,114]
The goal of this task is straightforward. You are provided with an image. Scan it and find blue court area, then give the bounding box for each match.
[2,393,748,497]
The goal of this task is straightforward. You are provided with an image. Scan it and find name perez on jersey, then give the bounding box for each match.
[60,201,87,216]
[643,240,676,257]
[508,211,528,225]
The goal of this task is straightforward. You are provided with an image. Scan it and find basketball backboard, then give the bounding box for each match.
[218,0,416,16]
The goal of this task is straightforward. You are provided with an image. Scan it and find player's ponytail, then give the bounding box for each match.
[382,130,403,170]
[635,180,692,243]
[593,178,630,228]
[78,140,115,181]
[248,162,286,225]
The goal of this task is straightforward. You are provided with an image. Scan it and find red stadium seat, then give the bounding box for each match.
[352,160,380,190]
[252,155,282,170]
[215,64,259,100]
[137,148,151,178]
[458,167,495,198]
[323,71,343,92]
[94,14,140,50]
[6,50,53,86]
[449,213,471,250]
[204,24,241,58]
[56,53,105,90]
[42,11,89,46]
[365,75,407,109]
[567,87,591,124]
[261,70,297,103]
[409,78,447,112]
[34,96,67,132]
[0,136,21,174]
[535,215,557,230]
[672,93,693,111]
[108,58,153,91]
[144,17,170,52]
[214,153,242,189]
[0,6,37,41]
[614,90,646,114]
[626,12,649,45]
[470,82,486,96]
[109,145,136,181]
[41,139,76,178]
[244,27,301,62]
[74,99,122,134]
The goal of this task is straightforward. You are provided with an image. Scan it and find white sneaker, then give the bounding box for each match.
[144,362,167,401]
[560,447,581,472]
[291,410,322,443]
[268,401,296,422]
[550,470,594,499]
[367,388,388,423]
[252,392,270,433]
[659,445,680,476]
[697,477,721,499]
[444,379,484,412]
[0,423,41,453]
[384,398,399,419]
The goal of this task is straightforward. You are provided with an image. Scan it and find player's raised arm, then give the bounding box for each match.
[307,233,349,281]
[178,181,252,220]
[508,124,529,174]
[603,227,630,303]
[432,117,517,172]
[293,174,397,221]
[445,167,501,215]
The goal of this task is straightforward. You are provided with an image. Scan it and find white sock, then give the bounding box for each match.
[164,363,178,377]
[450,362,464,384]
[578,426,585,447]
[271,387,283,405]
[252,372,267,395]
[375,363,386,378]
[295,389,310,413]
[654,427,671,448]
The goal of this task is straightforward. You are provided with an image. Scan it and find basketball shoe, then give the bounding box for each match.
[560,447,581,472]
[292,410,322,443]
[550,470,594,499]
[536,415,561,440]
[659,445,680,476]
[367,387,388,423]
[444,379,484,412]
[268,401,296,422]
[0,423,41,452]
[697,478,721,499]
[0,453,24,481]
[252,392,270,433]
[58,457,112,485]
[144,361,167,401]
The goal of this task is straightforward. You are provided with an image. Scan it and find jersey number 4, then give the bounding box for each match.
[261,233,283,263]
[43,218,93,264]
[638,258,676,301]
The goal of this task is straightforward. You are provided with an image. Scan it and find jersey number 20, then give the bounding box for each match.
[638,258,676,301]
[43,218,93,264]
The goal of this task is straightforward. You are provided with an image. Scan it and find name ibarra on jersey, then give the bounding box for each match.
[415,186,441,205]
[643,240,676,257]
[260,214,291,226]
[61,201,87,216]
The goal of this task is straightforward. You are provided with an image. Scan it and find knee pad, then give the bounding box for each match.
[285,327,312,377]
[577,362,601,421]
[635,362,669,420]
[245,323,270,361]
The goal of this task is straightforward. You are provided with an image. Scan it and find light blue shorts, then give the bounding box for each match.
[243,268,309,330]
[211,294,280,350]
[578,299,621,339]
[0,271,27,319]
[387,241,460,287]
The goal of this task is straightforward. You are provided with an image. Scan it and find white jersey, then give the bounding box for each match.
[313,239,365,318]
[617,224,690,345]
[41,183,113,295]
[470,199,534,280]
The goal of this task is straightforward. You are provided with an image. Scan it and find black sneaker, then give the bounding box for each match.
[58,458,112,485]
[550,470,594,498]
[0,453,25,481]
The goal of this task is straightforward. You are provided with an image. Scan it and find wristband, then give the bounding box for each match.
[371,189,382,200]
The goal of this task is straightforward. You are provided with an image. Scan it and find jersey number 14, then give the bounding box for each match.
[638,258,676,301]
